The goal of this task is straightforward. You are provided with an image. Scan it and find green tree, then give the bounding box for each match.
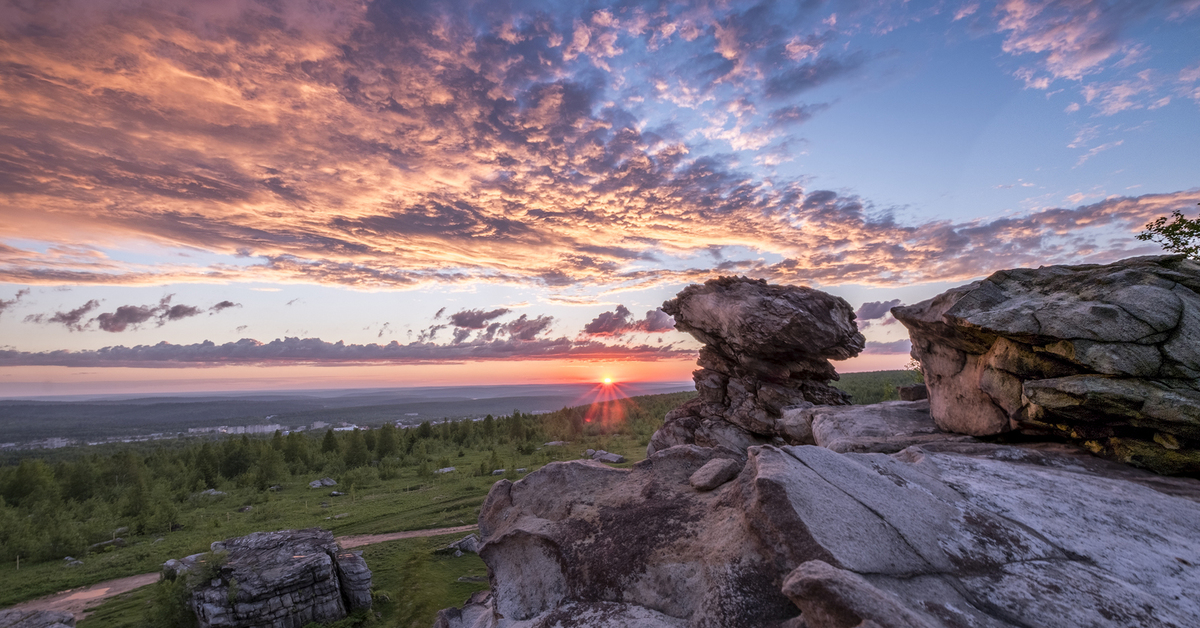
[1138,205,1200,259]
[321,429,340,454]
[253,446,284,490]
[376,423,398,458]
[270,429,284,450]
[344,430,370,468]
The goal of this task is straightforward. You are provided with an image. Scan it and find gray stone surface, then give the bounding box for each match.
[0,610,75,628]
[800,400,976,454]
[166,528,371,628]
[893,254,1200,474]
[649,277,864,455]
[436,441,1200,628]
[591,450,626,464]
[688,457,741,490]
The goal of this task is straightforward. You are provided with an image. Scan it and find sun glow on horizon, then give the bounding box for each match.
[603,377,613,384]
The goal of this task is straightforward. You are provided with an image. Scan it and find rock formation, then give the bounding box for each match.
[437,441,1200,628]
[0,610,74,628]
[437,260,1200,628]
[163,528,371,628]
[893,254,1200,474]
[648,276,865,455]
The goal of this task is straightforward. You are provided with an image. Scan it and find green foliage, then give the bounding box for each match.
[321,429,340,454]
[0,391,696,609]
[832,370,923,405]
[145,576,199,628]
[1137,205,1200,260]
[344,431,370,469]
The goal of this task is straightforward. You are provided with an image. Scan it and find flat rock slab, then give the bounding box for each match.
[802,400,977,454]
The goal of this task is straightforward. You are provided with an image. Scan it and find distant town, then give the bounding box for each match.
[0,412,556,452]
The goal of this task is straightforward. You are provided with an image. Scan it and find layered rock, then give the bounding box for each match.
[438,441,1200,628]
[0,610,74,628]
[649,277,865,455]
[164,528,371,628]
[892,254,1200,474]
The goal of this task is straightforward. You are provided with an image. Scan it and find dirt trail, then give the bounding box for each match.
[336,523,478,549]
[4,524,480,622]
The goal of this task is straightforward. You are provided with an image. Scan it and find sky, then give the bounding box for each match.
[1,0,1198,397]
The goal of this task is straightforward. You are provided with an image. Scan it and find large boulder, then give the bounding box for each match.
[165,528,371,628]
[892,254,1200,474]
[649,277,865,454]
[436,441,1200,628]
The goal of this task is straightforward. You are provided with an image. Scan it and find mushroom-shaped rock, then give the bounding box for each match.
[650,277,864,454]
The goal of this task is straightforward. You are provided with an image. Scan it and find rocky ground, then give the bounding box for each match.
[437,256,1200,628]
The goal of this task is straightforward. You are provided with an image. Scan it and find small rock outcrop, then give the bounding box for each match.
[164,528,370,628]
[649,277,865,455]
[893,254,1200,474]
[0,610,74,628]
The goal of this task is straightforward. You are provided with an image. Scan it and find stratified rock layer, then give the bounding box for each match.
[166,528,371,628]
[892,254,1200,474]
[649,277,865,455]
[437,442,1200,628]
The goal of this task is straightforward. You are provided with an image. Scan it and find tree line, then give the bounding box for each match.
[0,392,692,565]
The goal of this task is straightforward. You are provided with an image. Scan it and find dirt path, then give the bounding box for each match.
[4,524,480,622]
[4,572,161,621]
[337,523,478,549]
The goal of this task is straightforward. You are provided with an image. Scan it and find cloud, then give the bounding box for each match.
[24,299,100,331]
[0,335,691,368]
[24,294,208,332]
[502,314,555,341]
[448,308,511,329]
[855,299,902,320]
[995,0,1147,84]
[0,0,1195,297]
[861,339,912,354]
[583,306,675,336]
[0,288,29,318]
[210,300,240,313]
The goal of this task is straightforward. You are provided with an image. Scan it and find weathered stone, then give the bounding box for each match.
[896,384,927,401]
[893,254,1200,474]
[438,441,1200,628]
[167,528,371,628]
[800,400,976,454]
[688,457,741,490]
[309,478,337,489]
[650,277,864,453]
[592,451,626,464]
[0,609,75,628]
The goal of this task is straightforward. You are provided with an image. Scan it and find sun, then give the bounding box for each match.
[602,377,613,385]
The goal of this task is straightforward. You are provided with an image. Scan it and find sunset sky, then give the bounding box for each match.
[1,0,1198,396]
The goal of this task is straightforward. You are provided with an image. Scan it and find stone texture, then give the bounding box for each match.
[437,441,1200,628]
[0,610,75,628]
[166,528,370,628]
[893,254,1200,474]
[688,457,742,490]
[800,400,976,454]
[649,277,864,455]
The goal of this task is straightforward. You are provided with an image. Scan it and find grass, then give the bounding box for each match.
[10,432,651,625]
[832,369,922,405]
